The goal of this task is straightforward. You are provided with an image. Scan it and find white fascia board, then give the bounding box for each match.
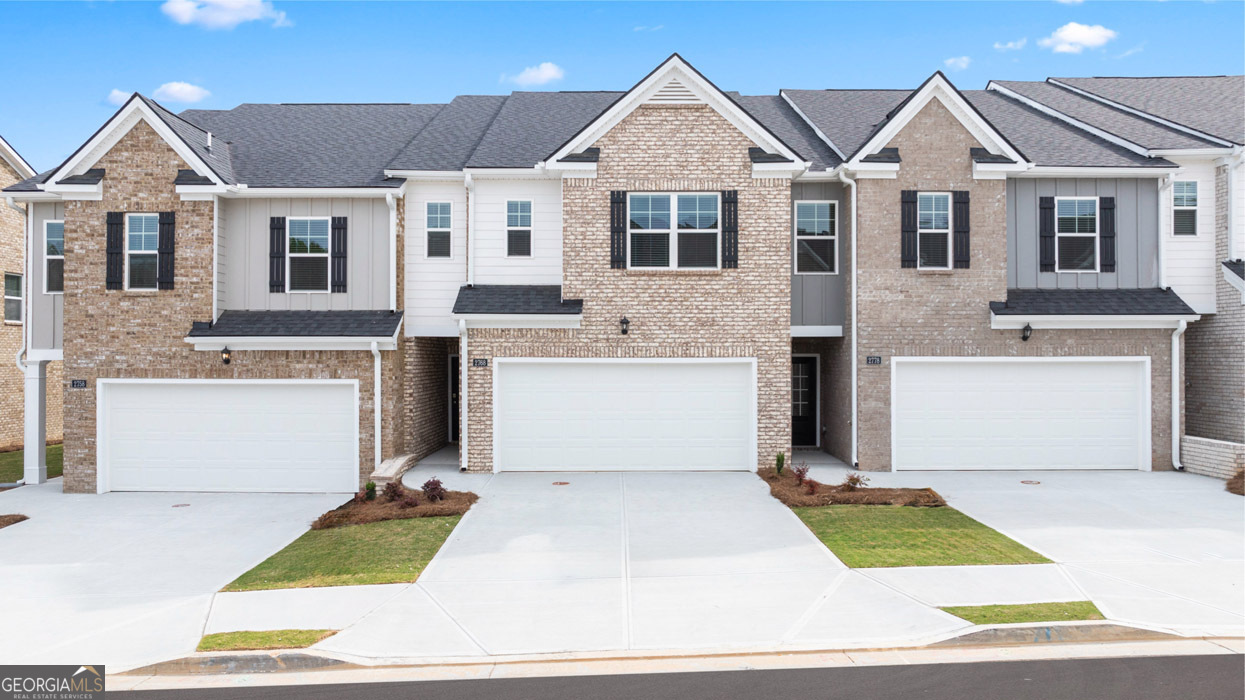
[791,325,843,337]
[1224,266,1245,302]
[850,161,901,173]
[185,335,399,351]
[852,170,898,180]
[779,91,847,161]
[1047,79,1239,148]
[384,170,467,181]
[1017,166,1178,178]
[464,167,558,180]
[40,184,102,200]
[0,135,36,179]
[547,56,803,165]
[793,168,845,182]
[4,192,61,203]
[1149,148,1235,158]
[225,187,401,198]
[990,312,1201,330]
[452,314,582,329]
[850,75,1025,168]
[987,82,1150,158]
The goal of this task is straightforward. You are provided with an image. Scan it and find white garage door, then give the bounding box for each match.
[892,359,1149,471]
[494,360,755,471]
[99,381,359,493]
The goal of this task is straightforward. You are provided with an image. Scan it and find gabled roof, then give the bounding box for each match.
[1050,76,1244,146]
[386,95,507,172]
[733,95,841,171]
[0,133,36,180]
[465,92,622,169]
[779,89,912,161]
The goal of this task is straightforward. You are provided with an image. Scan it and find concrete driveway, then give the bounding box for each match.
[0,480,344,671]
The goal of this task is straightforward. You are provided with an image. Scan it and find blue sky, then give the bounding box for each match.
[2,0,1242,172]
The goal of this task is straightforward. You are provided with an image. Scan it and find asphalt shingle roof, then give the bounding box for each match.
[1225,260,1244,281]
[142,95,237,185]
[5,169,53,192]
[1053,76,1245,145]
[387,95,507,172]
[187,310,403,337]
[464,92,623,169]
[452,285,583,315]
[779,90,912,160]
[733,95,841,171]
[989,288,1196,316]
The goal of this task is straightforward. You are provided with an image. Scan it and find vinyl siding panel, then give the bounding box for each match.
[791,181,846,327]
[1161,158,1218,314]
[471,178,562,286]
[29,202,64,350]
[404,181,467,337]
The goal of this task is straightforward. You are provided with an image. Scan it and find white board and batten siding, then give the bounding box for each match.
[404,181,468,337]
[1162,158,1218,314]
[471,178,563,286]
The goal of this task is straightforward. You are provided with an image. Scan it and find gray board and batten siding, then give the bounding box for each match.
[791,181,847,327]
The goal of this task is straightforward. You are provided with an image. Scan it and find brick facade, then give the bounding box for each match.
[1180,435,1245,480]
[852,98,1177,471]
[463,104,791,471]
[402,336,454,460]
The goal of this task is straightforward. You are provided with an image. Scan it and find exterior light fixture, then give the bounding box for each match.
[221,346,232,365]
[1021,324,1032,342]
[620,317,630,335]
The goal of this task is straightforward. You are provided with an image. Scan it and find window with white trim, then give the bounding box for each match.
[794,201,836,274]
[917,193,951,269]
[1173,181,1198,236]
[506,200,532,257]
[45,220,64,293]
[125,213,159,290]
[628,193,719,269]
[1055,197,1097,272]
[426,202,452,258]
[4,273,21,323]
[287,217,331,292]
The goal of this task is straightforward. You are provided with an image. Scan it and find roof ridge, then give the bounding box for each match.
[1037,80,1222,148]
[382,103,450,172]
[1059,75,1240,80]
[462,94,512,167]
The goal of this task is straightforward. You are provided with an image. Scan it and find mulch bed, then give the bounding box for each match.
[312,484,477,530]
[0,514,29,529]
[758,467,945,508]
[1228,468,1244,496]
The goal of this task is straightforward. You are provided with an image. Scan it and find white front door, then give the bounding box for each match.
[494,360,756,471]
[98,380,359,493]
[892,358,1149,470]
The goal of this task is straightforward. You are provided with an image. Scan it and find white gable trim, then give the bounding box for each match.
[0,135,35,180]
[544,55,807,168]
[46,95,222,190]
[848,73,1026,169]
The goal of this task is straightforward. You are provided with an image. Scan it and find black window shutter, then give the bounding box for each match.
[952,191,970,269]
[609,191,626,269]
[106,212,124,290]
[1099,197,1116,273]
[157,211,175,290]
[721,190,739,269]
[331,216,348,293]
[269,216,286,292]
[1039,196,1056,272]
[900,190,917,268]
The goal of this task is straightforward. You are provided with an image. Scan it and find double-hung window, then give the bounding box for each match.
[125,213,159,290]
[1055,197,1097,272]
[1173,181,1198,236]
[917,193,951,269]
[506,200,532,257]
[45,220,64,293]
[426,202,452,258]
[629,193,719,269]
[287,217,331,292]
[3,273,20,323]
[794,201,836,273]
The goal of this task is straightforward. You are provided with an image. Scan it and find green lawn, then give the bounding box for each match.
[941,601,1105,625]
[223,515,462,591]
[793,505,1049,568]
[0,444,63,484]
[197,629,336,652]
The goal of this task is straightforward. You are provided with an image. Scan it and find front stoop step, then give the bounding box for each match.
[370,454,418,485]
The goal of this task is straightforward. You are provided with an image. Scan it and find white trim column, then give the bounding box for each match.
[23,359,48,484]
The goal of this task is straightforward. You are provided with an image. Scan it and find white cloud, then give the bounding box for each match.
[944,56,972,71]
[993,38,1027,51]
[1038,22,1117,53]
[633,24,664,31]
[1054,0,1084,5]
[503,62,565,87]
[107,89,131,106]
[161,0,290,30]
[153,81,211,103]
[1116,43,1145,59]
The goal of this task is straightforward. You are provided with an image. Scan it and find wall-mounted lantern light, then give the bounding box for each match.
[1021,324,1032,342]
[620,317,630,335]
[221,346,232,365]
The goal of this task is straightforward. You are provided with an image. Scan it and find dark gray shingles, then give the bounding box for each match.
[465,92,623,168]
[1053,76,1245,145]
[179,103,443,187]
[733,95,841,171]
[780,90,912,161]
[861,147,900,163]
[187,310,403,337]
[174,170,214,186]
[3,169,53,192]
[970,147,1015,164]
[55,169,104,185]
[558,147,600,163]
[1225,260,1244,281]
[992,81,1221,150]
[964,91,1174,168]
[452,285,583,315]
[141,95,237,185]
[387,95,507,171]
[989,288,1195,316]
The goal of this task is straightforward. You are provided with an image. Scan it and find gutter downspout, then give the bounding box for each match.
[386,193,398,311]
[837,169,859,468]
[458,318,468,472]
[465,173,476,287]
[371,341,382,469]
[1171,319,1187,471]
[1228,147,1244,261]
[1159,174,1176,289]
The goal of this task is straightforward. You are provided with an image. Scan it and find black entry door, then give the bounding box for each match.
[792,356,818,447]
[450,356,460,442]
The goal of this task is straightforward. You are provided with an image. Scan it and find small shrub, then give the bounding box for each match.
[364,481,377,501]
[776,453,785,476]
[352,489,368,504]
[792,464,810,486]
[421,477,447,502]
[382,481,405,502]
[841,472,871,492]
[399,495,419,509]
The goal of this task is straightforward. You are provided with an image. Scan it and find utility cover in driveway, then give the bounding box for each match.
[494,360,755,471]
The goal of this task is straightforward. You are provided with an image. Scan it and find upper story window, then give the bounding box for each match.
[1173,181,1198,236]
[794,201,836,274]
[287,217,331,292]
[1055,197,1097,272]
[506,200,532,257]
[917,193,951,270]
[4,273,21,324]
[426,202,452,258]
[126,213,159,290]
[45,220,64,294]
[629,193,719,269]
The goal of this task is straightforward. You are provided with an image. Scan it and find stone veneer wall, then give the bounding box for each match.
[60,120,399,492]
[1180,435,1244,480]
[854,98,1176,471]
[463,104,792,471]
